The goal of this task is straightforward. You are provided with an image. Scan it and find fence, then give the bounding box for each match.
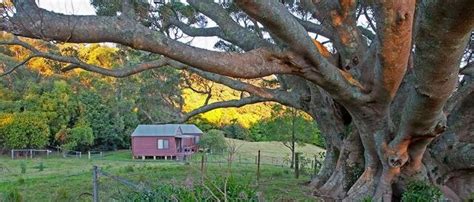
[191,150,323,170]
[194,150,324,181]
[10,149,107,160]
[10,149,52,159]
[91,165,152,202]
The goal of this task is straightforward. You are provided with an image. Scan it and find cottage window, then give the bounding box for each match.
[157,139,169,149]
[195,136,200,143]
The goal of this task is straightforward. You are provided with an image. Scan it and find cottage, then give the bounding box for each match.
[131,124,203,160]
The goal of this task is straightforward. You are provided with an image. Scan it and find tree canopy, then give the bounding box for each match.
[0,0,473,200]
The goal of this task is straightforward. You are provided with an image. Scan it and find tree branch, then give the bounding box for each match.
[370,0,416,102]
[445,78,474,114]
[388,0,474,171]
[169,18,224,37]
[0,37,180,78]
[1,1,294,79]
[295,18,333,40]
[178,96,270,122]
[236,0,368,103]
[0,54,34,77]
[186,67,302,108]
[187,0,272,50]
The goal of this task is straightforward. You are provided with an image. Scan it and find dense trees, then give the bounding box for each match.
[0,0,473,200]
[0,112,49,149]
[0,35,182,151]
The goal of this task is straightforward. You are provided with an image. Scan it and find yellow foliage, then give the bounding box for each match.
[182,84,274,128]
[0,114,13,127]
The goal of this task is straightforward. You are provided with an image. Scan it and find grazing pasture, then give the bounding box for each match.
[0,139,324,201]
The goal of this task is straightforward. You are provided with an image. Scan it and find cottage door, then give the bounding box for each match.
[176,138,182,153]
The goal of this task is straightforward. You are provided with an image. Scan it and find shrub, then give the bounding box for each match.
[401,181,442,202]
[198,129,227,153]
[123,175,258,201]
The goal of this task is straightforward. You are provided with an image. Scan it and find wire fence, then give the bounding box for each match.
[88,150,325,201]
[190,151,324,171]
[9,149,109,160]
[91,165,153,202]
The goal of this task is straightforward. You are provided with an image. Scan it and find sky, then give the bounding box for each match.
[35,0,219,50]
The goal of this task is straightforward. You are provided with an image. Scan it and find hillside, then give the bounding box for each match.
[226,138,325,158]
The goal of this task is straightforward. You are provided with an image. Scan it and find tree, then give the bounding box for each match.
[0,112,49,149]
[1,0,473,200]
[198,129,227,153]
[222,119,250,140]
[55,122,94,152]
[261,106,321,168]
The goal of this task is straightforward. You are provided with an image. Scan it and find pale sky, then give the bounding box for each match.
[33,0,343,51]
[35,0,219,50]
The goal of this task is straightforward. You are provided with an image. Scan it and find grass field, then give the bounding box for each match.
[0,139,324,201]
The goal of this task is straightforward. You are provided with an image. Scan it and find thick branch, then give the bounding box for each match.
[236,0,367,103]
[187,0,272,50]
[295,18,333,40]
[389,0,474,169]
[0,37,179,78]
[371,0,416,102]
[187,67,302,108]
[445,78,474,114]
[1,1,293,79]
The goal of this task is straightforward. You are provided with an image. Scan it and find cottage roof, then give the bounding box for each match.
[131,124,203,137]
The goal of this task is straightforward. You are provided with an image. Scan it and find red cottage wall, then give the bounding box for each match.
[132,136,177,157]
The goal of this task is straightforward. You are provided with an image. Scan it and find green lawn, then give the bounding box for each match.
[0,140,323,201]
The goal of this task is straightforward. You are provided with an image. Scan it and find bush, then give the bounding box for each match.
[401,181,442,202]
[123,175,258,201]
[198,129,227,153]
[0,112,50,149]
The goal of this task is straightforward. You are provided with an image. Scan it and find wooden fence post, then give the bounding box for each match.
[93,165,99,202]
[295,152,300,179]
[29,149,33,158]
[88,151,91,160]
[257,150,261,183]
[11,150,14,160]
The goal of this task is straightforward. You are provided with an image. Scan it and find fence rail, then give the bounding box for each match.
[9,149,108,160]
[92,165,151,202]
[87,150,324,201]
[10,149,52,159]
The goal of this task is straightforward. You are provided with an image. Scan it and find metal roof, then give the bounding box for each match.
[131,124,203,137]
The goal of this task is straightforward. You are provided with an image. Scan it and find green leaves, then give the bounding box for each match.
[198,129,227,153]
[0,112,50,149]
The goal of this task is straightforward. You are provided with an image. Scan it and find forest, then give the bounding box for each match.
[0,36,323,152]
[0,0,473,201]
